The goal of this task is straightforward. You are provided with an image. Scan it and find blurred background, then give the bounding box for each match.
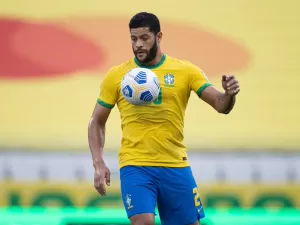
[0,0,300,224]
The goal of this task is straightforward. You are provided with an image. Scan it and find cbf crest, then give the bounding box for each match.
[125,194,133,210]
[164,73,175,87]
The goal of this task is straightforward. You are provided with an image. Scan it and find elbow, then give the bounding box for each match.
[221,110,231,115]
[215,106,232,115]
[217,109,231,114]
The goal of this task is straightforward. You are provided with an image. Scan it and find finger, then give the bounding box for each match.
[227,83,239,91]
[95,181,106,196]
[228,87,240,96]
[94,181,102,194]
[94,173,102,187]
[223,75,235,81]
[98,184,106,196]
[234,88,240,94]
[105,171,111,186]
[98,178,106,195]
[94,175,106,195]
[94,177,100,189]
[226,79,237,87]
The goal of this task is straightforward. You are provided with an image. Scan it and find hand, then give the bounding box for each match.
[94,161,111,196]
[222,75,240,96]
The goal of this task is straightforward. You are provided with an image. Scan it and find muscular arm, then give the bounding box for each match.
[88,103,111,167]
[200,86,235,114]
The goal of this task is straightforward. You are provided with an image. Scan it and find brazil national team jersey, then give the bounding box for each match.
[98,54,212,168]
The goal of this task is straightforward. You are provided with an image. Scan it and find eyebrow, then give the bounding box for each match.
[131,34,150,38]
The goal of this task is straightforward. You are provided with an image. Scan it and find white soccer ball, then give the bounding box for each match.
[121,68,160,105]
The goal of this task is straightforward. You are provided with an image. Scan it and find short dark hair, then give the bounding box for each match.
[129,12,161,35]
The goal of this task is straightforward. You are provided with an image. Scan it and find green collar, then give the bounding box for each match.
[134,54,166,69]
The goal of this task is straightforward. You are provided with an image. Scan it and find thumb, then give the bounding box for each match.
[222,75,229,81]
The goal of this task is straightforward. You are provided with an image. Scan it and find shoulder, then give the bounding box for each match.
[166,55,202,72]
[104,59,134,78]
[166,55,209,83]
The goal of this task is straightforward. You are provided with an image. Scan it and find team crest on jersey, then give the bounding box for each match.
[164,73,175,87]
[125,194,133,210]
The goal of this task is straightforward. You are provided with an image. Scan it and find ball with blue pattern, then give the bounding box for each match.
[121,68,160,105]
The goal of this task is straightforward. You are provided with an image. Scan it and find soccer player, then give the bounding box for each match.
[88,12,240,225]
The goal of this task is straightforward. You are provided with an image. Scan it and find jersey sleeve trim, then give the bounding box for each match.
[97,98,114,109]
[196,83,213,96]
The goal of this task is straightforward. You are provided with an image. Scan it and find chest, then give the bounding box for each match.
[154,70,189,103]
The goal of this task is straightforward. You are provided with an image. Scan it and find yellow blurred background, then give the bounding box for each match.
[1,0,299,152]
[0,0,300,214]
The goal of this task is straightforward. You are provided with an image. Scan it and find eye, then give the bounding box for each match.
[141,35,149,41]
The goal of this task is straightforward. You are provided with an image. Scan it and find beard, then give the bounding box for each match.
[134,40,158,64]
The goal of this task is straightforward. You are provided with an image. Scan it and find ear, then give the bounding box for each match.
[157,32,163,43]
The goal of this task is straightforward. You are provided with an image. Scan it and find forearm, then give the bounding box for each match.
[215,92,236,114]
[88,119,106,167]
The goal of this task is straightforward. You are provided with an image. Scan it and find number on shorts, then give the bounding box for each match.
[153,88,163,105]
[193,187,201,207]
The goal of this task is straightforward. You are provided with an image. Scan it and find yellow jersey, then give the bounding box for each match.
[98,54,212,168]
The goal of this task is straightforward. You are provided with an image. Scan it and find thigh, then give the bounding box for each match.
[157,167,205,225]
[120,166,159,219]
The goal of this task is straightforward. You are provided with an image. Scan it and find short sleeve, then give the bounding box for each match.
[188,63,212,97]
[97,67,119,109]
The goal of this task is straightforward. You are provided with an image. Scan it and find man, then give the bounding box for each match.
[88,12,240,225]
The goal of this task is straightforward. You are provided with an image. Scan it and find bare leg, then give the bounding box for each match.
[130,213,155,225]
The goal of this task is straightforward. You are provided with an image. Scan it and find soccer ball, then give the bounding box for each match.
[121,68,160,105]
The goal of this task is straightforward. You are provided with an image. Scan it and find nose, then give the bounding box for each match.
[136,39,143,48]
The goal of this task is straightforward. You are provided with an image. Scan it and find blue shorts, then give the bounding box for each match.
[120,166,205,225]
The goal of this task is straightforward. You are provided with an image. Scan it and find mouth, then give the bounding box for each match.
[136,50,146,57]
